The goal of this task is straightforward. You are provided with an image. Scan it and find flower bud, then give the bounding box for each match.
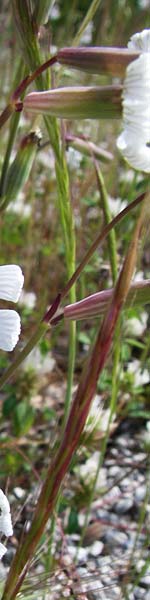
[64,280,150,321]
[58,47,139,77]
[24,86,122,119]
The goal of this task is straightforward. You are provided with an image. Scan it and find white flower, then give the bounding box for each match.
[0,489,13,560]
[0,265,24,351]
[128,29,150,52]
[117,29,150,172]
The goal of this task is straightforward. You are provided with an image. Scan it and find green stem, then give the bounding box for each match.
[95,163,117,283]
[63,319,76,427]
[73,0,102,46]
[0,59,25,195]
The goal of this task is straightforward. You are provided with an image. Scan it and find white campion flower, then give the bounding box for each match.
[0,489,13,560]
[0,265,24,351]
[117,29,150,172]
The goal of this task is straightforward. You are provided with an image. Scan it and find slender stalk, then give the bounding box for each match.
[94,162,120,473]
[73,0,102,46]
[65,134,113,163]
[95,163,117,283]
[0,59,25,196]
[0,104,15,129]
[32,0,54,26]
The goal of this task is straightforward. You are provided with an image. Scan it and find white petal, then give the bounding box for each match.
[128,29,150,52]
[0,513,13,537]
[0,310,21,351]
[117,52,150,172]
[0,489,10,513]
[0,265,24,302]
[117,134,150,173]
[0,543,7,559]
[0,489,13,537]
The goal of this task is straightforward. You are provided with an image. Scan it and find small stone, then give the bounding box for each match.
[126,584,134,600]
[0,562,6,579]
[111,586,123,598]
[141,575,150,587]
[13,487,25,500]
[97,508,110,521]
[135,485,146,504]
[108,465,121,477]
[105,485,120,502]
[104,529,128,548]
[88,540,104,557]
[134,587,148,598]
[110,448,118,457]
[69,546,88,562]
[115,497,133,514]
[136,453,146,462]
[3,548,15,566]
[120,477,132,489]
[77,566,88,577]
[127,531,137,547]
[62,554,72,566]
[116,435,133,449]
[136,558,145,573]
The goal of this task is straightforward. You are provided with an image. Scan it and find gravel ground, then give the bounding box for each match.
[1,415,150,599]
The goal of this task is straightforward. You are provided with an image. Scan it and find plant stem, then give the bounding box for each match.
[73,0,102,46]
[0,59,25,196]
[95,163,118,283]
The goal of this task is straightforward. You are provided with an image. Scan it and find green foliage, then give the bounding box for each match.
[2,369,37,436]
[67,507,80,534]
